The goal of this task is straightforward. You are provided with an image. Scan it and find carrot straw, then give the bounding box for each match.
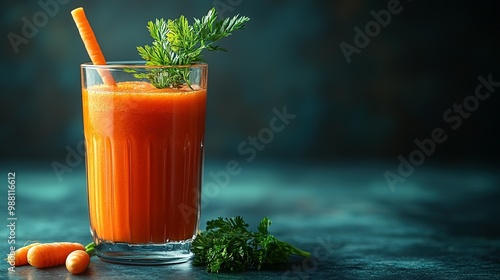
[71,7,116,86]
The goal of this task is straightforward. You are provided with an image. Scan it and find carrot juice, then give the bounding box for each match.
[81,63,207,264]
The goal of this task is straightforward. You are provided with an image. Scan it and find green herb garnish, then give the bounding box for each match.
[192,216,311,273]
[134,8,250,88]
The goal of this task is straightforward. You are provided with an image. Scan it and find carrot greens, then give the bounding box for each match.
[133,8,250,88]
[192,216,311,273]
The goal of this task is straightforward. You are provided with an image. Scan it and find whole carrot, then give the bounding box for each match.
[27,242,84,268]
[66,250,90,275]
[9,242,41,266]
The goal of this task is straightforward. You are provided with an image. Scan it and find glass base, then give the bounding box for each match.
[95,240,193,265]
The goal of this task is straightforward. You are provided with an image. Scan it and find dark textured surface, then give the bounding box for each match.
[1,160,500,279]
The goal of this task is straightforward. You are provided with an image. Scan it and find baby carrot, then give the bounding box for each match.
[71,7,115,86]
[27,242,84,268]
[66,250,90,275]
[10,242,41,266]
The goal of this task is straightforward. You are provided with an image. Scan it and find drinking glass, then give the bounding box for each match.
[81,61,207,264]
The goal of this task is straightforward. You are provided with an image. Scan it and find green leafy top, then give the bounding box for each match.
[192,216,311,273]
[134,8,250,88]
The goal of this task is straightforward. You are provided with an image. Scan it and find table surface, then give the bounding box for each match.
[1,160,500,279]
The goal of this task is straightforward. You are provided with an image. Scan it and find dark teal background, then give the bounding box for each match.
[1,1,500,279]
[1,0,499,165]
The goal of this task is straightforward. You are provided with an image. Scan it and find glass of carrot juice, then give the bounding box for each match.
[81,62,207,264]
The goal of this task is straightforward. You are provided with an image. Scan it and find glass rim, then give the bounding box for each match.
[81,61,207,69]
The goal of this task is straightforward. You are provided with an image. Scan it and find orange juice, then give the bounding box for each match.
[82,81,206,244]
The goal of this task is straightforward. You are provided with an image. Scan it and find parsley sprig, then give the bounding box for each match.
[134,8,250,88]
[192,216,311,273]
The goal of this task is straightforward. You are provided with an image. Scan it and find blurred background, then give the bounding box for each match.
[1,0,499,167]
[2,3,500,277]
